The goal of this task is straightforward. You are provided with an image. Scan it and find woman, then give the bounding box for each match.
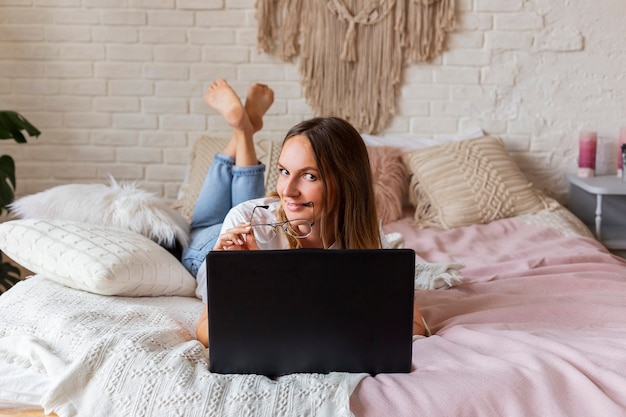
[211,116,382,252]
[192,82,427,346]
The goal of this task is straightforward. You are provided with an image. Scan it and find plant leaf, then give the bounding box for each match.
[0,154,16,214]
[0,111,41,143]
[0,252,21,293]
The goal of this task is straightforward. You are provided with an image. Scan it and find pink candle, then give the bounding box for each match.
[618,127,626,177]
[578,131,597,177]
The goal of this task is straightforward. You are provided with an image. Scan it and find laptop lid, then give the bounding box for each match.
[207,248,415,376]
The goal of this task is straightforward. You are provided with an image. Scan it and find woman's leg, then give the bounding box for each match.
[232,82,274,205]
[184,79,253,275]
[183,79,273,276]
[190,154,235,230]
[189,79,252,229]
[191,79,274,225]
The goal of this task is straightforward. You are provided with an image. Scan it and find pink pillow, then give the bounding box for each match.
[367,146,409,225]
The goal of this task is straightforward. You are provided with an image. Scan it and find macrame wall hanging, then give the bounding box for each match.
[256,0,456,134]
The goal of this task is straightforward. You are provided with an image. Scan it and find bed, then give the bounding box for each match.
[1,134,626,417]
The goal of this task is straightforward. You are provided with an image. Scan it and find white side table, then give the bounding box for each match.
[566,175,626,250]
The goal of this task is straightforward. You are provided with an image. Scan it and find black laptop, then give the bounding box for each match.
[206,248,415,377]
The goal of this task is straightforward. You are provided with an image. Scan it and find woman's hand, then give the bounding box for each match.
[213,222,260,251]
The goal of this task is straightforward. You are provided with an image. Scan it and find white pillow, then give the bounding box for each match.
[0,219,197,297]
[360,129,485,150]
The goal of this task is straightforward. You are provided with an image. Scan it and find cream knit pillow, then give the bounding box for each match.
[0,219,197,297]
[404,135,555,229]
[174,136,282,219]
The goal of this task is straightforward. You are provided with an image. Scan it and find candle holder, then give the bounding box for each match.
[578,131,597,177]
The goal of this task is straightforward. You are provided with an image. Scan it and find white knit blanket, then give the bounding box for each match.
[0,277,365,417]
[0,259,464,417]
[385,232,464,290]
[414,262,464,290]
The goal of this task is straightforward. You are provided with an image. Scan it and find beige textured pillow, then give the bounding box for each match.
[174,136,282,219]
[367,146,409,224]
[404,135,555,229]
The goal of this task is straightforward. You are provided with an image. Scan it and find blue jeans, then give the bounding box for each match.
[182,154,265,276]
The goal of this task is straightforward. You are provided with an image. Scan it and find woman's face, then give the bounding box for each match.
[276,135,330,242]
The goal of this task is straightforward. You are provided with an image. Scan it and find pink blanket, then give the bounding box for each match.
[351,216,626,416]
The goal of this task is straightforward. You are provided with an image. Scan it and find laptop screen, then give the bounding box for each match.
[207,249,415,376]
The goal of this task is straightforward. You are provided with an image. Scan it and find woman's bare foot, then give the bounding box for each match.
[245,83,274,133]
[205,78,253,134]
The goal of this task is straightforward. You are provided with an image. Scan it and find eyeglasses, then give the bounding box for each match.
[248,203,315,243]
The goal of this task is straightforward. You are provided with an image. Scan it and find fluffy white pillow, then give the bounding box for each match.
[0,219,197,297]
[8,178,189,248]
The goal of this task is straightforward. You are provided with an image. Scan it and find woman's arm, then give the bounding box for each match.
[196,305,209,347]
[413,302,429,336]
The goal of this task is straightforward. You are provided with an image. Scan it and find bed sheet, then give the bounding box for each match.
[1,208,626,417]
[351,210,626,416]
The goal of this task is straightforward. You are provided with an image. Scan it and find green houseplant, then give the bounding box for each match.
[0,110,41,293]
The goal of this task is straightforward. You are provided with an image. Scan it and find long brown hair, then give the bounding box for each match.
[272,117,381,249]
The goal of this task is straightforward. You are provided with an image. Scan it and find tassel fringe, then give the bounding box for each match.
[256,0,456,134]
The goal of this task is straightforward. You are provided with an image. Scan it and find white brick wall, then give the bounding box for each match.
[2,0,626,203]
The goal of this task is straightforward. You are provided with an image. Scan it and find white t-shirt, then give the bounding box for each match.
[194,196,391,301]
